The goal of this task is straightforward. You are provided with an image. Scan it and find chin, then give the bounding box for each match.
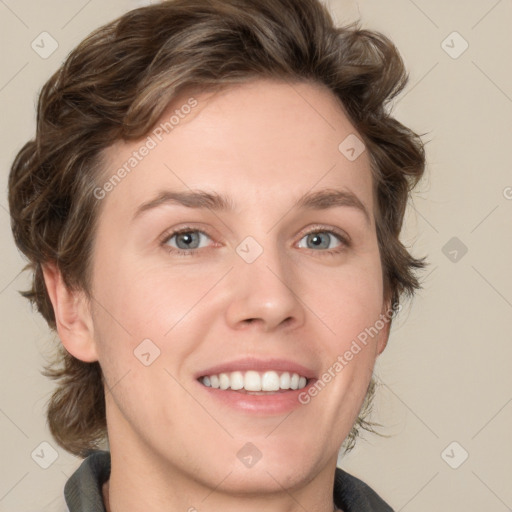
[215,461,314,496]
[206,437,325,494]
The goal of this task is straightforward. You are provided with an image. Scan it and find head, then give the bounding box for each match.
[8,0,426,486]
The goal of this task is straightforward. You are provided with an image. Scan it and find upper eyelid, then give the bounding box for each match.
[160,226,212,243]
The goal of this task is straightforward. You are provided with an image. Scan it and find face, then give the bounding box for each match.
[84,79,390,494]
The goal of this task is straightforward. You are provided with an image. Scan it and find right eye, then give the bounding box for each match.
[160,228,215,256]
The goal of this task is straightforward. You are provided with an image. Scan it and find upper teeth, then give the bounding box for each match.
[200,371,308,391]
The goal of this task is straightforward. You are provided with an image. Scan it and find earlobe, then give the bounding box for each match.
[376,322,390,355]
[42,262,99,363]
[376,300,393,356]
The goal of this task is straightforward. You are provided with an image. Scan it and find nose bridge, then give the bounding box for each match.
[224,235,305,331]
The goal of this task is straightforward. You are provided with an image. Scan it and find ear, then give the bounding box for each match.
[42,262,99,362]
[376,299,393,356]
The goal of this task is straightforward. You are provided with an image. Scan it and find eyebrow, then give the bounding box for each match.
[132,188,371,225]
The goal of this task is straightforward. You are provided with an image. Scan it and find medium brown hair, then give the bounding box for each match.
[8,0,427,458]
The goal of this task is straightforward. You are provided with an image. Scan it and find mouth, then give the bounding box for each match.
[198,370,310,394]
[195,357,318,413]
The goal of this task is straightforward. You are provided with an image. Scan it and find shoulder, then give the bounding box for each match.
[333,467,394,512]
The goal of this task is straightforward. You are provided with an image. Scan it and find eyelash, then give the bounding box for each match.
[159,225,350,258]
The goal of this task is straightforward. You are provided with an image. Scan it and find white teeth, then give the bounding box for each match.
[230,371,244,390]
[261,371,280,391]
[279,372,291,389]
[200,370,309,391]
[219,373,230,390]
[290,373,299,390]
[244,370,261,391]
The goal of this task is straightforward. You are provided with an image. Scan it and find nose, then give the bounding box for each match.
[224,245,306,332]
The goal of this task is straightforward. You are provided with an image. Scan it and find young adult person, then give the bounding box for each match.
[8,0,427,510]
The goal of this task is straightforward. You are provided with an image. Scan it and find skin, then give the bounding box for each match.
[43,79,391,512]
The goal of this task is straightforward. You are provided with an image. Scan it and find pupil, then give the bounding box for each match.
[178,232,198,249]
[310,233,328,249]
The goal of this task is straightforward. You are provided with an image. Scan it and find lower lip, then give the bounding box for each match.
[196,379,317,414]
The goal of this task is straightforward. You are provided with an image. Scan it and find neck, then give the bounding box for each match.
[102,480,110,512]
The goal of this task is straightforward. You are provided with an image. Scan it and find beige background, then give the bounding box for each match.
[1,0,511,510]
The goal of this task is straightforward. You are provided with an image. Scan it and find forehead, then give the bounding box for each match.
[97,79,374,221]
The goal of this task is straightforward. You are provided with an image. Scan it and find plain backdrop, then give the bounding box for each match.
[1,0,511,510]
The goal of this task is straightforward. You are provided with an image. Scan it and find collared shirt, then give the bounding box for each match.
[63,450,394,511]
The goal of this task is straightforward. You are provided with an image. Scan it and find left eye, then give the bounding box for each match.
[297,231,344,251]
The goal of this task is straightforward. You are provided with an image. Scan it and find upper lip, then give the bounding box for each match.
[196,357,317,380]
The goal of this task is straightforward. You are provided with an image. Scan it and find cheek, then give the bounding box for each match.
[92,254,211,334]
[90,258,219,381]
[305,256,385,412]
[314,254,384,344]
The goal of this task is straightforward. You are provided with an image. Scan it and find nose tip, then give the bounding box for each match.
[224,258,305,332]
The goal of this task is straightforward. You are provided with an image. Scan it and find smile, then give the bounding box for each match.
[199,370,308,392]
